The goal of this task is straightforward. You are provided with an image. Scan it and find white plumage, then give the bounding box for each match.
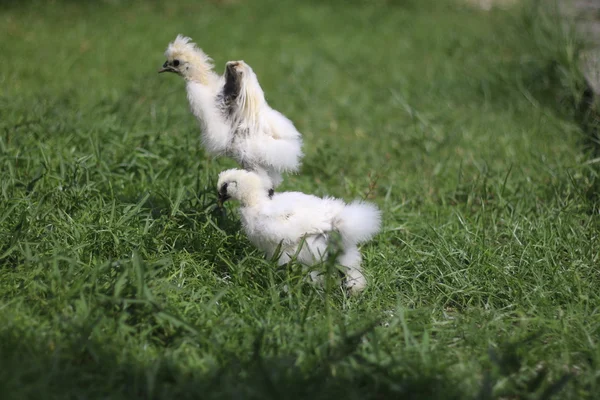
[159,35,230,155]
[159,36,303,187]
[218,60,303,187]
[217,169,381,293]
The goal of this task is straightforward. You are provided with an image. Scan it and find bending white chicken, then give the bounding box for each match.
[159,36,303,187]
[217,169,381,293]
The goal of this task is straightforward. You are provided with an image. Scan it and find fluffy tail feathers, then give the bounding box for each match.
[334,201,382,246]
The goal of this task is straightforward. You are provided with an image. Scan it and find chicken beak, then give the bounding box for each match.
[158,61,176,74]
[217,192,230,207]
[158,67,177,73]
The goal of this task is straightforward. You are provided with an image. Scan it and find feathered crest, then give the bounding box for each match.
[233,62,266,129]
[164,34,214,70]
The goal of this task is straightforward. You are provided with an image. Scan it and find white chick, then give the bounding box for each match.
[217,169,381,294]
[217,60,303,187]
[159,35,232,157]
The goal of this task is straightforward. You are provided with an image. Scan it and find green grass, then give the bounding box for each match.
[1,0,599,398]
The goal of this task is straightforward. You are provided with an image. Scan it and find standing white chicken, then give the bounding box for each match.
[159,36,303,187]
[159,35,231,157]
[217,169,381,294]
[218,60,303,187]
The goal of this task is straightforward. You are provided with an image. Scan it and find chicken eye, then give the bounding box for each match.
[173,59,180,67]
[220,183,228,193]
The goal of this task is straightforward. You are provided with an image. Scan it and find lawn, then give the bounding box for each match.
[1,0,599,398]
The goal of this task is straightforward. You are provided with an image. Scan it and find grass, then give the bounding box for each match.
[1,0,599,398]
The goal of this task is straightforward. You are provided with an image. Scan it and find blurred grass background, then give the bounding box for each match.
[1,0,599,399]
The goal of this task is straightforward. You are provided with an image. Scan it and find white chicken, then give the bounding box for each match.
[218,60,303,187]
[159,36,303,187]
[159,35,230,157]
[217,169,381,294]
